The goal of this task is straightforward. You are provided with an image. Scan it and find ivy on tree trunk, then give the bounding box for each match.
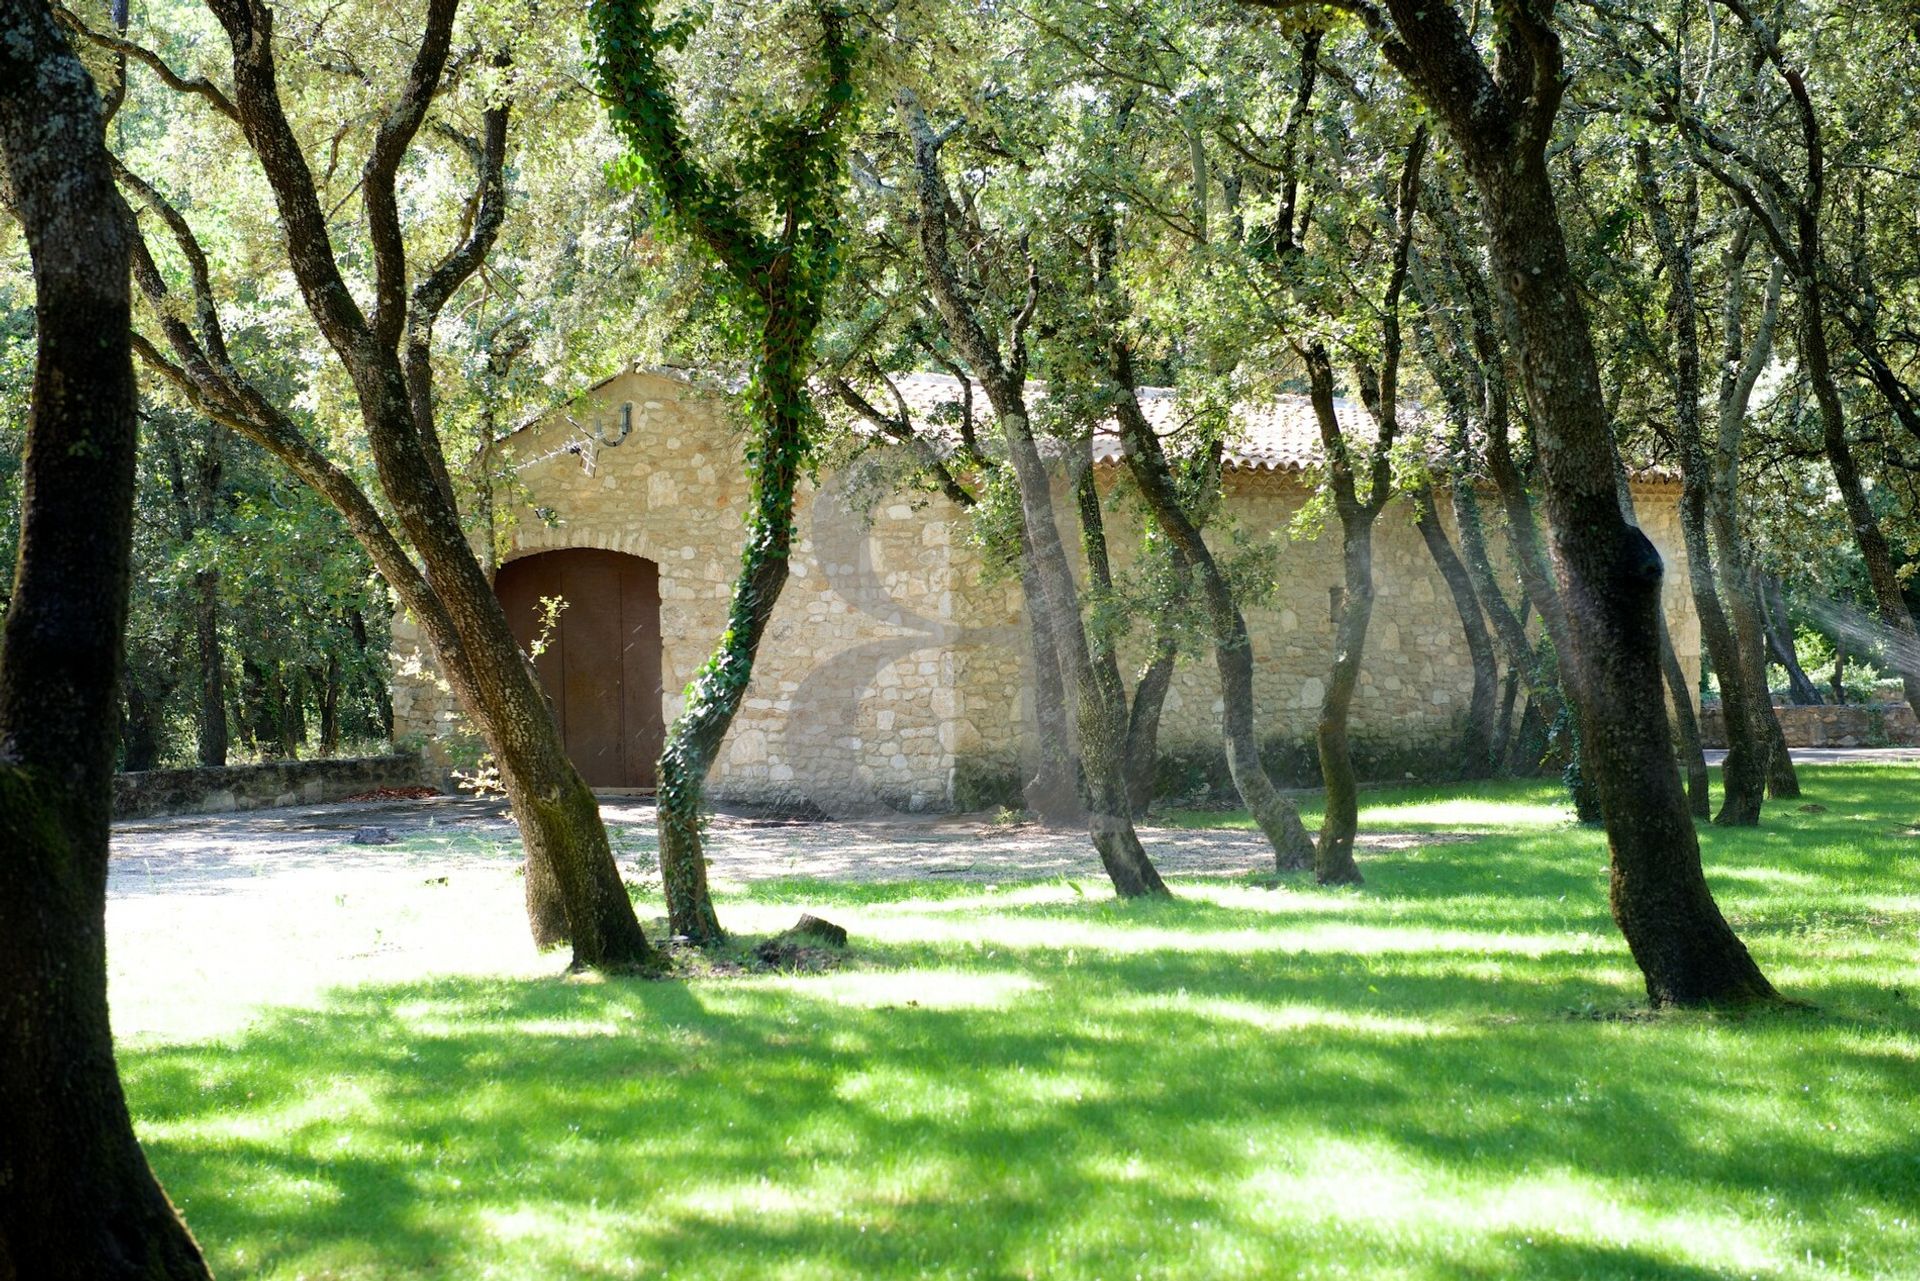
[590,0,861,943]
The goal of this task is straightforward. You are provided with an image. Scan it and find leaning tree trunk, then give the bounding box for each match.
[1413,483,1497,775]
[1369,1,1774,997]
[1758,576,1822,706]
[0,5,212,1272]
[1107,361,1315,869]
[1410,229,1569,778]
[1659,618,1712,820]
[122,6,653,969]
[655,351,813,943]
[1314,514,1376,885]
[1636,148,1763,825]
[1001,415,1168,896]
[1458,140,1774,1006]
[1124,640,1177,818]
[1019,546,1082,823]
[902,89,1165,898]
[1709,244,1798,800]
[1801,295,1920,723]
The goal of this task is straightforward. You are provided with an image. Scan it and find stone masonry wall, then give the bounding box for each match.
[392,369,1702,811]
[113,753,425,819]
[1699,702,1919,748]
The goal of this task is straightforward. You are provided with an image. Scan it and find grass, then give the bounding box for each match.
[118,765,1920,1279]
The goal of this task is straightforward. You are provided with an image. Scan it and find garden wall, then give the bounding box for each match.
[1698,703,1920,749]
[113,752,427,819]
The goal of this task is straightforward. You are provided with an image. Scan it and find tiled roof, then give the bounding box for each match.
[864,372,1382,473]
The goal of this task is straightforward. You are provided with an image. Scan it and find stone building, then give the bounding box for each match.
[392,367,1700,811]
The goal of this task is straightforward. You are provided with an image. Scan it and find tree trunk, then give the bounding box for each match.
[1075,457,1180,823]
[0,4,213,1270]
[1707,240,1797,801]
[1002,415,1168,896]
[192,567,227,765]
[1106,354,1315,870]
[1019,545,1081,823]
[1382,8,1774,1003]
[1659,616,1711,820]
[282,665,306,755]
[655,348,814,942]
[1124,640,1176,817]
[1315,522,1375,885]
[1413,484,1497,775]
[1492,664,1520,766]
[1812,361,1920,720]
[1759,577,1821,705]
[1464,147,1772,1006]
[1423,190,1589,805]
[351,606,395,740]
[1410,219,1572,778]
[1634,151,1763,824]
[319,652,342,755]
[118,0,655,969]
[122,660,176,772]
[902,91,1167,897]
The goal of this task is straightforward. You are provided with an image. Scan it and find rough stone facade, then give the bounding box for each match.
[1700,702,1919,748]
[392,368,1701,811]
[113,753,425,819]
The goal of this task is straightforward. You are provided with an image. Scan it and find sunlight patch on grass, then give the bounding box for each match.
[1354,796,1580,830]
[775,968,1044,1010]
[1242,1142,1785,1276]
[1147,994,1461,1039]
[855,910,1614,962]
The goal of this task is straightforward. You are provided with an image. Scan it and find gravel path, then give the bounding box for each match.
[110,795,1415,1040]
[111,793,1433,897]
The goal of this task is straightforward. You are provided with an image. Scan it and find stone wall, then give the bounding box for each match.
[1699,702,1919,748]
[113,753,425,819]
[1073,470,1699,767]
[392,368,1702,812]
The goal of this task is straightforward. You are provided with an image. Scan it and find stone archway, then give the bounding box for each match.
[495,548,665,790]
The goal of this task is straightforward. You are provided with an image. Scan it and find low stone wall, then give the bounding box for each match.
[1699,703,1920,749]
[114,753,428,819]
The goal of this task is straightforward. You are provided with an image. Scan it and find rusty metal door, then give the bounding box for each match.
[494,549,665,788]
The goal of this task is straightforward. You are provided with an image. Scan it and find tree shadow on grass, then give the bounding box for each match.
[126,923,1920,1280]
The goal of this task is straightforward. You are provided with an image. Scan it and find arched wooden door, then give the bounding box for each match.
[495,549,665,790]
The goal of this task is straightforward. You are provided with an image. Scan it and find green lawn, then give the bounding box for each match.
[123,765,1920,1279]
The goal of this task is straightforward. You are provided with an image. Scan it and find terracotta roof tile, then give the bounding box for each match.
[869,372,1382,473]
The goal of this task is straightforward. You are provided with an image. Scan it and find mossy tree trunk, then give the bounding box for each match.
[592,0,860,941]
[0,4,212,1270]
[654,353,811,943]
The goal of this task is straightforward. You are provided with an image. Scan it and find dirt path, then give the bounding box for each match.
[110,796,1417,1041]
[111,794,1439,897]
